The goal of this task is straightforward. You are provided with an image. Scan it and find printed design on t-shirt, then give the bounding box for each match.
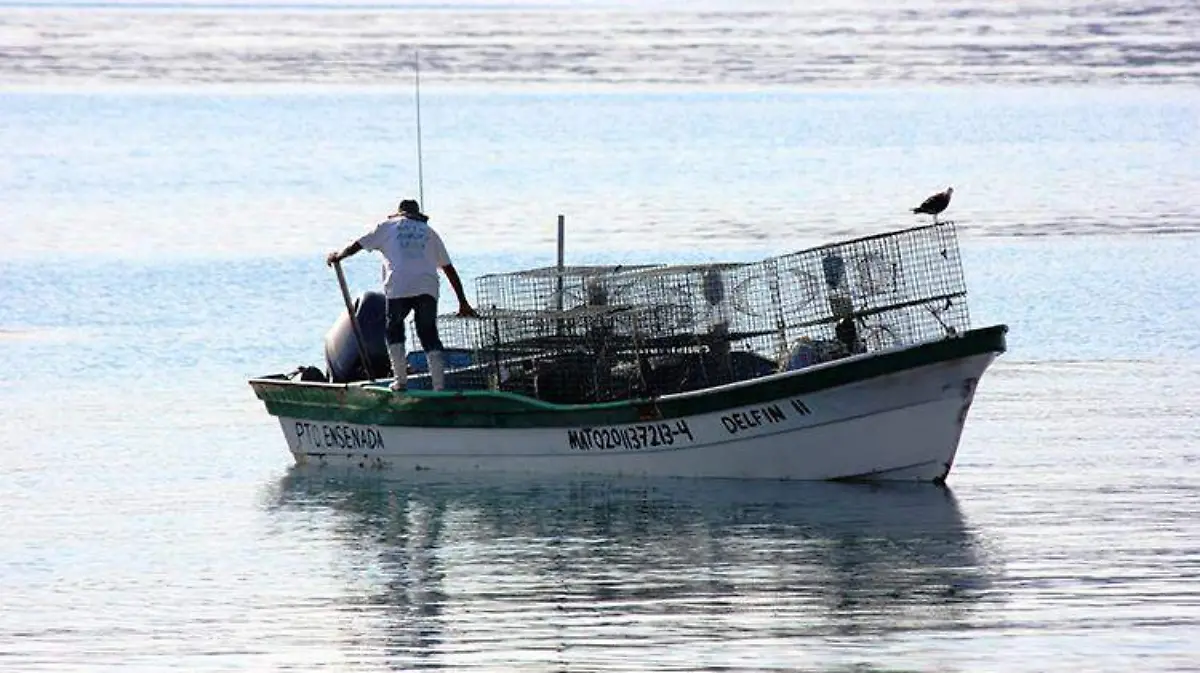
[394,221,430,259]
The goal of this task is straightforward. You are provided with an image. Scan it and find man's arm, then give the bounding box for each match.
[326,241,362,266]
[441,264,478,317]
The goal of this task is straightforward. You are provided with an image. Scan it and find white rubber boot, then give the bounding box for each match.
[387,343,407,392]
[428,350,446,392]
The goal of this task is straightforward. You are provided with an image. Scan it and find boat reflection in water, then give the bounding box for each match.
[267,468,1001,668]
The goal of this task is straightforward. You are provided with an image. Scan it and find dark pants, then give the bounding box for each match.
[385,294,443,352]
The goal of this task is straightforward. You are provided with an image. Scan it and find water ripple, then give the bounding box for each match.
[1,1,1199,88]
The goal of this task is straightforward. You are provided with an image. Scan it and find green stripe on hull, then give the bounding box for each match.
[249,324,1008,429]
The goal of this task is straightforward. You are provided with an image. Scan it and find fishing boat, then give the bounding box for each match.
[248,221,1006,482]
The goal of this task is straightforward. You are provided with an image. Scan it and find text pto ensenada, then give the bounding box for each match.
[294,422,385,451]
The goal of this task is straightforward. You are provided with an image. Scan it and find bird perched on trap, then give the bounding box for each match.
[912,187,954,223]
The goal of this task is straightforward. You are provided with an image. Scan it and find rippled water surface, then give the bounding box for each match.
[2,86,1198,260]
[2,1,1200,670]
[3,0,1199,87]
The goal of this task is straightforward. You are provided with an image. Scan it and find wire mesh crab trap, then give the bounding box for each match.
[475,264,664,315]
[430,222,971,402]
[767,222,970,368]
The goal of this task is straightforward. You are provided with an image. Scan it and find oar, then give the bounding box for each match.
[332,259,375,382]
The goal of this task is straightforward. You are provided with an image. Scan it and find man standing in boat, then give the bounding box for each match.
[326,199,477,392]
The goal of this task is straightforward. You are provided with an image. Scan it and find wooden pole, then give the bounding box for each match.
[556,214,565,311]
[555,214,565,340]
[491,306,502,390]
[333,260,374,382]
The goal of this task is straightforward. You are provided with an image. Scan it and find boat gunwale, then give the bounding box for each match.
[248,324,1008,428]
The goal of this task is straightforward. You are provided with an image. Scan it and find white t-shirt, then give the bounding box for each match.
[356,216,451,299]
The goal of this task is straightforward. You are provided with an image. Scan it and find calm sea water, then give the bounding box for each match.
[2,1,1200,671]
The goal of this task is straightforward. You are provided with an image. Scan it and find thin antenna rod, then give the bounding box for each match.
[414,50,425,207]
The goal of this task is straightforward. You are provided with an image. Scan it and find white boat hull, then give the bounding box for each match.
[274,353,995,482]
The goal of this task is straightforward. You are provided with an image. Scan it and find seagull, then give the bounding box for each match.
[912,187,953,223]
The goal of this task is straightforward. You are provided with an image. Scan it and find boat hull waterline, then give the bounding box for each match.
[252,327,1005,482]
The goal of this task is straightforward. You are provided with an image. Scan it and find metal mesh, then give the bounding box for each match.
[769,222,970,358]
[475,264,662,314]
[421,222,972,401]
